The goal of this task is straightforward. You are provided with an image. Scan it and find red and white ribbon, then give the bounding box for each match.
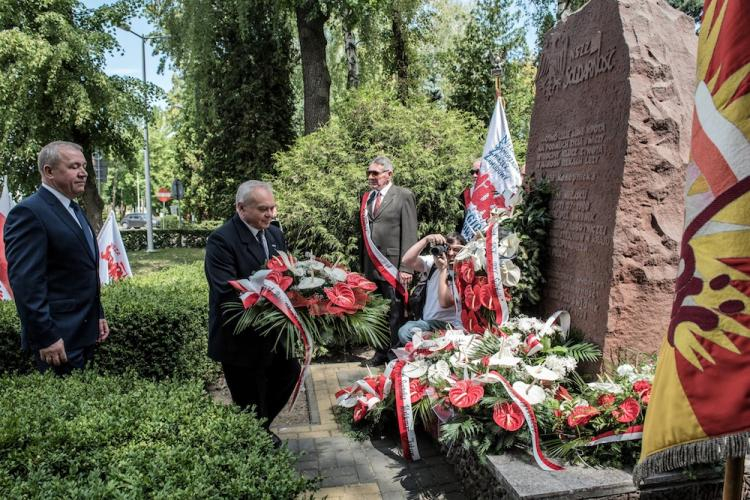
[360,194,408,303]
[541,310,571,339]
[488,370,564,471]
[588,425,643,446]
[485,222,510,326]
[228,271,313,408]
[391,360,420,460]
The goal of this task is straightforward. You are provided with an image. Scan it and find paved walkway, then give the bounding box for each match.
[272,362,466,500]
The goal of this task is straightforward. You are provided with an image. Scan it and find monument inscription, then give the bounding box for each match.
[525,0,696,356]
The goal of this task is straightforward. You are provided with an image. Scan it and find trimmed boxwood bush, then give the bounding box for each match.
[0,263,217,381]
[0,372,316,498]
[121,229,213,251]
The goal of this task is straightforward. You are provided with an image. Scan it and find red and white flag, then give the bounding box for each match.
[461,98,523,241]
[0,177,14,300]
[97,210,132,285]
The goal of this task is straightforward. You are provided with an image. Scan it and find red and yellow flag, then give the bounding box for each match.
[635,0,750,482]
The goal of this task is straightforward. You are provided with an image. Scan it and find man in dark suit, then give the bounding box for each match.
[359,156,418,365]
[204,180,300,445]
[5,141,109,375]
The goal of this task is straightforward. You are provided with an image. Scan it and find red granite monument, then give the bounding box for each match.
[526,0,697,358]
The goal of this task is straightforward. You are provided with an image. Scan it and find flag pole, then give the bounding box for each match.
[491,54,504,107]
[722,456,744,500]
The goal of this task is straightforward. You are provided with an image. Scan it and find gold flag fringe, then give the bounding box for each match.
[632,431,750,486]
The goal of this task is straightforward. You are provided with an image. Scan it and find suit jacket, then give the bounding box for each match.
[359,184,418,282]
[4,187,103,352]
[205,214,286,366]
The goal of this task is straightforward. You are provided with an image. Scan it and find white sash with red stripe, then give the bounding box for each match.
[359,193,408,303]
[485,222,510,325]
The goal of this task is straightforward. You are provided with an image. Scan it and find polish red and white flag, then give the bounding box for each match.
[0,178,14,300]
[97,210,132,285]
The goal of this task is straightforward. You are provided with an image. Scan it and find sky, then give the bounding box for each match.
[83,0,174,106]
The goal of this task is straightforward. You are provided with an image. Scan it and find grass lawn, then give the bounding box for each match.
[128,247,206,275]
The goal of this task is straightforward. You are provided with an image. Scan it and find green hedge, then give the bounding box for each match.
[0,372,315,498]
[0,263,217,381]
[121,229,213,251]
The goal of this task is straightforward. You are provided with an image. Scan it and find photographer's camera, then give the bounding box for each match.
[429,243,448,256]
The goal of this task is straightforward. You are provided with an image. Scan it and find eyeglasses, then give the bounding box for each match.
[470,169,480,176]
[367,170,388,177]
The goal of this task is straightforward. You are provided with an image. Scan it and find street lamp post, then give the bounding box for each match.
[118,25,163,252]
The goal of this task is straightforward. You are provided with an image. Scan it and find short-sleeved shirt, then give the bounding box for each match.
[419,255,461,326]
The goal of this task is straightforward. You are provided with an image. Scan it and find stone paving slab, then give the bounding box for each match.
[279,362,466,499]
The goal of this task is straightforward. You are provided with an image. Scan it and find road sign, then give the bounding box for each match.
[157,187,172,203]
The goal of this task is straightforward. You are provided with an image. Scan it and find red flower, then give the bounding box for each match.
[353,401,367,422]
[265,270,293,291]
[597,393,616,407]
[410,379,427,404]
[352,288,369,310]
[286,290,309,308]
[266,255,291,272]
[555,386,573,401]
[504,288,512,302]
[448,380,484,408]
[459,262,475,285]
[306,295,328,316]
[479,284,496,310]
[346,273,377,291]
[567,405,600,427]
[461,309,483,334]
[481,356,490,367]
[612,397,641,423]
[324,283,358,313]
[633,380,652,404]
[475,275,488,287]
[463,286,481,311]
[493,402,524,431]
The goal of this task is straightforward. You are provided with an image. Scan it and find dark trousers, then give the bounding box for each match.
[222,353,301,429]
[35,345,95,376]
[375,279,406,355]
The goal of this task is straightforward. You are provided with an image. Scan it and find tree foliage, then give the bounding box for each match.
[271,84,484,271]
[153,0,296,220]
[0,0,149,228]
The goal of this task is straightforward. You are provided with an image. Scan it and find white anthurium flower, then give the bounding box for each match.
[524,364,561,381]
[616,364,636,378]
[296,276,325,290]
[324,266,348,282]
[473,372,502,384]
[429,336,453,352]
[307,260,325,271]
[499,260,521,287]
[428,360,452,385]
[512,381,546,405]
[497,233,520,258]
[403,359,429,379]
[449,352,471,369]
[489,349,521,367]
[410,331,426,349]
[587,382,624,394]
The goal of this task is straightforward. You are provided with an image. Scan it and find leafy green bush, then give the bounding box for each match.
[0,372,315,498]
[121,229,213,251]
[160,214,181,229]
[0,263,217,381]
[271,84,484,270]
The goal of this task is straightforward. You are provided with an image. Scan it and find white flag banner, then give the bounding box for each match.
[97,210,132,285]
[0,177,14,300]
[461,98,523,241]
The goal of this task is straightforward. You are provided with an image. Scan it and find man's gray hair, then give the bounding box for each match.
[236,180,273,205]
[370,156,393,172]
[38,141,83,175]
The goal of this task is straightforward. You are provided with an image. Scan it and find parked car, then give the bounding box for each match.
[120,213,159,229]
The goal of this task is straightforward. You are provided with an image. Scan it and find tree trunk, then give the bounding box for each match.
[296,0,331,135]
[344,25,359,89]
[80,148,104,233]
[390,9,409,103]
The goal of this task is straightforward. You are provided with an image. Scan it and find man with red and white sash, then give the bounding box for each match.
[359,156,417,365]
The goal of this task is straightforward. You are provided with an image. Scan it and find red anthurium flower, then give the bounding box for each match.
[346,273,377,291]
[266,255,291,272]
[633,380,652,404]
[567,405,600,427]
[464,286,481,311]
[597,393,616,407]
[266,270,294,291]
[410,379,426,404]
[479,284,496,310]
[306,296,328,316]
[448,380,484,408]
[324,283,358,312]
[555,386,573,401]
[493,402,524,431]
[286,290,309,308]
[460,263,475,285]
[475,275,488,286]
[612,397,641,423]
[353,401,368,422]
[352,288,369,309]
[461,309,483,334]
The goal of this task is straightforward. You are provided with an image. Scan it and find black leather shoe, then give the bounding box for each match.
[361,351,389,366]
[269,431,282,449]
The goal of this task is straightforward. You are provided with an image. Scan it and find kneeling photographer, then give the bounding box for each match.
[398,232,465,345]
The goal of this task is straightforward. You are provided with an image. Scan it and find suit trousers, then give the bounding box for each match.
[222,352,301,429]
[375,279,406,355]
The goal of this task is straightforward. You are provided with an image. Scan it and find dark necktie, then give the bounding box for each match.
[373,192,382,217]
[257,229,269,260]
[70,201,95,258]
